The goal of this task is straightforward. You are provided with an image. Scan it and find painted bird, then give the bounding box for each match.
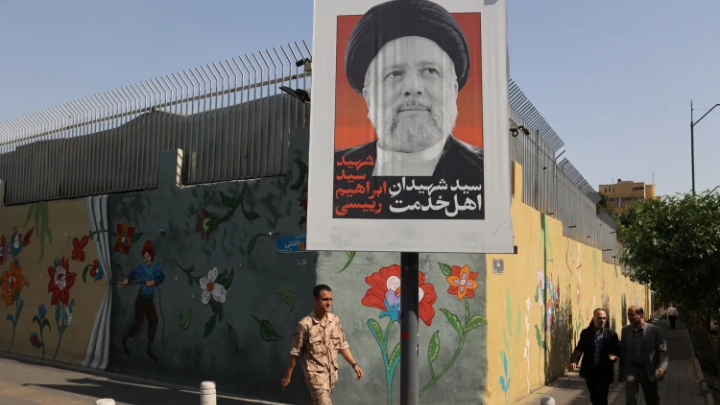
[10,226,34,257]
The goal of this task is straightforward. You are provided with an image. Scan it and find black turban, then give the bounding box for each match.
[344,0,470,94]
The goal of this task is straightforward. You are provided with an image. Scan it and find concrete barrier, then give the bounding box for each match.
[201,381,217,405]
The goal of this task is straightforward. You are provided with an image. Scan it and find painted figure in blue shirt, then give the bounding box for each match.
[117,240,164,362]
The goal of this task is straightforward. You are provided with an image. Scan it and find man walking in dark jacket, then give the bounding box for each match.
[570,308,620,405]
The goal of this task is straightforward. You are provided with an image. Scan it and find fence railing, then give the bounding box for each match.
[0,41,312,205]
[0,44,622,263]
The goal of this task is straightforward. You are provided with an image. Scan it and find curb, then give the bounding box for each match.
[0,351,288,405]
[686,327,714,405]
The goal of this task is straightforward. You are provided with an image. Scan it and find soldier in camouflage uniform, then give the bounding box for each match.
[281,285,363,405]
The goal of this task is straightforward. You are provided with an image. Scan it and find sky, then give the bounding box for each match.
[1,0,718,196]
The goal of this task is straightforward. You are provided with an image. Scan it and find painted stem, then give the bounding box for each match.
[8,301,17,353]
[53,331,63,361]
[419,333,466,396]
[40,328,45,359]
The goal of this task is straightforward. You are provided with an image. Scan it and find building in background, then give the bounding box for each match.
[599,179,659,216]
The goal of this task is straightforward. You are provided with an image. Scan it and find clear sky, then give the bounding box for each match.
[1,0,718,196]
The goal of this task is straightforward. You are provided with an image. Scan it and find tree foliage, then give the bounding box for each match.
[618,191,720,313]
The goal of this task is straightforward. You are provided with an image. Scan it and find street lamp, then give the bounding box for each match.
[690,101,720,195]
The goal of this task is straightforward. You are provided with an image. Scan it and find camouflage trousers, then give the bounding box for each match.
[310,389,332,405]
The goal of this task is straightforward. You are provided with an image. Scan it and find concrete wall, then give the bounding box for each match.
[485,164,649,404]
[0,199,107,364]
[0,129,648,404]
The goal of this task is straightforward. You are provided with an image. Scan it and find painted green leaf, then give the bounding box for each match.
[505,287,512,333]
[5,314,13,323]
[131,232,144,243]
[242,209,260,220]
[440,308,464,337]
[223,269,234,290]
[251,315,283,342]
[289,159,308,190]
[45,223,53,243]
[534,325,546,350]
[428,330,440,366]
[41,318,51,332]
[278,289,295,312]
[216,302,224,322]
[219,192,239,208]
[228,324,240,355]
[388,342,401,373]
[439,263,452,277]
[54,304,61,324]
[503,330,510,352]
[465,314,487,332]
[367,319,384,347]
[178,309,192,330]
[32,316,40,326]
[25,205,34,227]
[203,314,217,338]
[82,264,92,283]
[248,234,261,254]
[338,252,356,273]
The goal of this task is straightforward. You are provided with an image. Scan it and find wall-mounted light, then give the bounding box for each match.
[509,124,530,137]
[279,86,310,104]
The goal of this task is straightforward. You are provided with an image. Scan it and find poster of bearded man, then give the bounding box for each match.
[307,0,513,254]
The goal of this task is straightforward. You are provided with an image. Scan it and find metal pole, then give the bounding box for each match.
[691,100,695,195]
[400,252,419,405]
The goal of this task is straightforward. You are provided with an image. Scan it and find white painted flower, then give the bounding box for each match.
[386,275,425,302]
[525,314,530,331]
[523,345,528,358]
[53,265,68,291]
[200,267,227,304]
[525,297,531,312]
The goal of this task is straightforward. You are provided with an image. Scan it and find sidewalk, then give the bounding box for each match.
[0,356,290,405]
[516,320,709,405]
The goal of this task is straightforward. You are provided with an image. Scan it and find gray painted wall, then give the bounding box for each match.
[106,128,489,404]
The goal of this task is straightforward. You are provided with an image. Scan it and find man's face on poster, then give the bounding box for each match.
[362,36,459,153]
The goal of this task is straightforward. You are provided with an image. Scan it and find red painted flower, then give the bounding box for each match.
[71,236,89,262]
[298,192,308,211]
[114,223,135,254]
[195,210,217,239]
[445,265,479,300]
[89,260,99,278]
[361,264,437,326]
[47,257,76,306]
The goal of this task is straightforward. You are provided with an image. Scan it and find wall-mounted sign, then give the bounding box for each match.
[307,0,514,253]
[276,235,307,253]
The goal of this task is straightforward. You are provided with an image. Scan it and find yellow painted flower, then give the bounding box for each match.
[1,263,29,307]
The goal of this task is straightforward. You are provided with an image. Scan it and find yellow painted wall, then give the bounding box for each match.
[0,199,105,364]
[485,163,648,405]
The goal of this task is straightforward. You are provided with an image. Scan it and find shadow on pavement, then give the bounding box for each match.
[26,377,293,405]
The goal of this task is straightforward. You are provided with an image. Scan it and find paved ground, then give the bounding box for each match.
[0,356,290,405]
[0,319,708,404]
[517,319,707,405]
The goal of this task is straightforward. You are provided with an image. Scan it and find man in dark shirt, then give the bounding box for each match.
[618,306,668,405]
[570,308,620,405]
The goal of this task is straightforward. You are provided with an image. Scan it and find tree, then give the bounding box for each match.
[619,191,720,344]
[596,192,618,220]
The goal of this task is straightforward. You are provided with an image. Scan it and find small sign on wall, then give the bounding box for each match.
[276,235,306,253]
[493,259,504,275]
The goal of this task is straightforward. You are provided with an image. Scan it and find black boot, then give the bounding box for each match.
[147,341,158,363]
[121,335,131,354]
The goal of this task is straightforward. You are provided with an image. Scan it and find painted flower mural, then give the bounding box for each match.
[30,304,51,358]
[82,260,104,283]
[361,263,487,404]
[361,264,436,404]
[200,268,228,304]
[361,264,436,326]
[196,210,217,239]
[194,184,260,240]
[47,256,76,360]
[9,226,33,257]
[114,222,142,255]
[1,263,29,307]
[176,260,235,338]
[2,262,29,352]
[445,265,479,300]
[71,236,89,262]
